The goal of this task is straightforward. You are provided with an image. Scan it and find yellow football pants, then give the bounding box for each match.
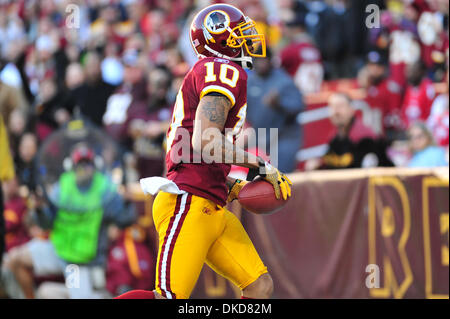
[153,191,268,299]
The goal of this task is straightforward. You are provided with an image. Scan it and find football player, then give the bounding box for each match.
[116,3,292,300]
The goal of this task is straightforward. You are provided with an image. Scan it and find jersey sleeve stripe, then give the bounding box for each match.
[199,85,236,107]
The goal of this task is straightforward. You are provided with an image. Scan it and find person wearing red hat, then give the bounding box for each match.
[69,143,96,187]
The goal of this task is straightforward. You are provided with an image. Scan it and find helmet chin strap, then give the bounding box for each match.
[203,45,253,70]
[237,49,253,70]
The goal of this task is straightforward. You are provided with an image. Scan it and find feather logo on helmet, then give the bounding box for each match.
[204,10,230,35]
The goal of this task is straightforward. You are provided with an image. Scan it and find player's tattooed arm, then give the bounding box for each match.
[193,94,230,162]
[193,94,261,169]
[199,95,228,127]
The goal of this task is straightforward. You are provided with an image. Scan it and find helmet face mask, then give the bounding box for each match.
[227,18,266,58]
[190,4,266,69]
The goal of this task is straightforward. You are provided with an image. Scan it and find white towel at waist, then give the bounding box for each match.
[139,176,187,196]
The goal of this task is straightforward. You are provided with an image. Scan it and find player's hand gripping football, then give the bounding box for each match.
[227,179,248,202]
[258,161,292,200]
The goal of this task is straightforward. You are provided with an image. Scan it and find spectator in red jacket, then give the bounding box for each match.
[358,51,404,139]
[279,13,323,94]
[427,71,449,147]
[401,60,436,129]
[416,7,449,82]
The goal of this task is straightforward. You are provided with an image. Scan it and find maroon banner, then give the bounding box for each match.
[134,168,449,299]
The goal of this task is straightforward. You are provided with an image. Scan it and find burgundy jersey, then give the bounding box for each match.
[4,196,30,252]
[365,78,404,133]
[165,57,247,206]
[401,78,436,129]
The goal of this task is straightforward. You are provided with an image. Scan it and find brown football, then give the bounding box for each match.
[238,177,289,215]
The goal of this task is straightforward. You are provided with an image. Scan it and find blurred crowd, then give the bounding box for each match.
[0,0,448,298]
